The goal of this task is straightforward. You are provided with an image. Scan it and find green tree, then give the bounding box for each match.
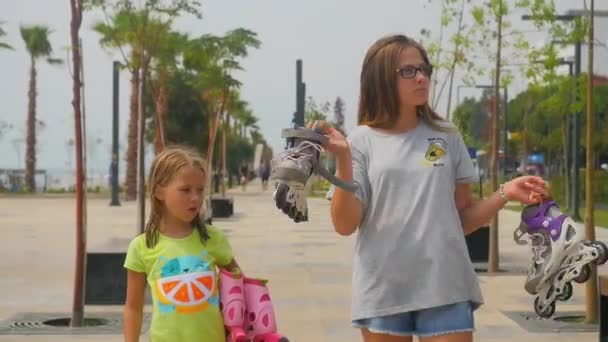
[20,25,62,192]
[421,0,474,118]
[148,30,188,154]
[452,93,492,148]
[305,97,330,124]
[332,96,345,133]
[0,22,13,50]
[183,28,260,197]
[91,0,201,201]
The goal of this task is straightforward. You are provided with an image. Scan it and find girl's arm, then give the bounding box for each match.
[220,258,241,272]
[124,270,146,342]
[455,176,548,235]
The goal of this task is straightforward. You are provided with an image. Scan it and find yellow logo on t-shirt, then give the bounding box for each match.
[422,137,448,167]
[425,143,446,162]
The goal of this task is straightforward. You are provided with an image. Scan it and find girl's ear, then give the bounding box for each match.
[155,186,165,201]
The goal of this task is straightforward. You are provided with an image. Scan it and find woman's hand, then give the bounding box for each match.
[309,120,350,157]
[502,175,549,204]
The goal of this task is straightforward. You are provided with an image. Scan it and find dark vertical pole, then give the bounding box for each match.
[110,61,121,206]
[566,62,573,210]
[302,82,306,124]
[503,87,508,177]
[295,60,305,127]
[137,66,145,234]
[572,41,582,221]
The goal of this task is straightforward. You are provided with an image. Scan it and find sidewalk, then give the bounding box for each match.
[1,182,607,341]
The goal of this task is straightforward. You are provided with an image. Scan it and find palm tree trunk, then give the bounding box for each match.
[206,89,228,176]
[25,59,37,192]
[153,70,167,154]
[125,68,140,201]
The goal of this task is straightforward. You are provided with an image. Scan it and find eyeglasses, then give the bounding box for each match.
[396,64,433,79]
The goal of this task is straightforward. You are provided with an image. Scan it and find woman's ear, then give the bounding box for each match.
[154,186,165,201]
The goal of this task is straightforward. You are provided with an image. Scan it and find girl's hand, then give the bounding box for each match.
[502,176,549,204]
[309,120,350,156]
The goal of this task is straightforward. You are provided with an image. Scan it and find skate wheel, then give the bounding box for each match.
[574,265,591,283]
[557,282,573,301]
[534,297,555,318]
[592,241,608,265]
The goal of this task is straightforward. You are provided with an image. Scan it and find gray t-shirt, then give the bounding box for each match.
[347,120,484,321]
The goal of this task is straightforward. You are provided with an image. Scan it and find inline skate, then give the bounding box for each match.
[513,200,608,318]
[270,127,357,223]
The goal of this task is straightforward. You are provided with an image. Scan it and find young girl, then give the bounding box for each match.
[315,34,548,342]
[123,146,288,342]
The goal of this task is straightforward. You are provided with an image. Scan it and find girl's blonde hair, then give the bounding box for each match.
[145,145,209,248]
[358,34,454,132]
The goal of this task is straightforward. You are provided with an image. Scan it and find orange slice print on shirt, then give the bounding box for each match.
[155,271,216,313]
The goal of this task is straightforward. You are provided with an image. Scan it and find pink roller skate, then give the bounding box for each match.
[219,268,248,342]
[244,277,289,342]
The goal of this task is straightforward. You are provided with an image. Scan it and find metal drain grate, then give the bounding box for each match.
[501,310,598,333]
[0,312,151,335]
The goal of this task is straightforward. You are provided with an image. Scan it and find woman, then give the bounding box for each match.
[315,34,547,342]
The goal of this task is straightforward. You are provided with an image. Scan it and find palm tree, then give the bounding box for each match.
[0,22,13,50]
[20,25,62,192]
[148,29,188,154]
[92,1,201,202]
[94,10,153,201]
[184,29,260,183]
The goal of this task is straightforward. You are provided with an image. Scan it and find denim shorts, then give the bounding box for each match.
[352,301,475,337]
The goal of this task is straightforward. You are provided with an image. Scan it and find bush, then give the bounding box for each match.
[550,170,608,205]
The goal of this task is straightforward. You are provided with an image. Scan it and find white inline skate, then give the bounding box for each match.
[514,200,608,318]
[270,127,357,223]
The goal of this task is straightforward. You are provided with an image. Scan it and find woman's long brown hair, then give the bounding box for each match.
[358,34,453,133]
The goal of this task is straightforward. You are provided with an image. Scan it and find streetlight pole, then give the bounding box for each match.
[110,61,121,207]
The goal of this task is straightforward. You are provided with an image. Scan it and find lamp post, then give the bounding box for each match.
[110,61,120,207]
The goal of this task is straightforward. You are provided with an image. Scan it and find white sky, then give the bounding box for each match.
[0,0,606,175]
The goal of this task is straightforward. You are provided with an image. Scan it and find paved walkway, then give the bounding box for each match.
[1,182,608,341]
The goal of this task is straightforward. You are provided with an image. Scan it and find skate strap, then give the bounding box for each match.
[282,128,329,145]
[513,226,529,245]
[317,167,358,192]
[521,201,567,242]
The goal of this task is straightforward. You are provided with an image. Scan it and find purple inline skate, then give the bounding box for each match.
[514,200,608,318]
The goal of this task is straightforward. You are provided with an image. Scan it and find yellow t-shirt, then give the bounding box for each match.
[124,225,233,342]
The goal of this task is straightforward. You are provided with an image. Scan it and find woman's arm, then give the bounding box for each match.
[455,176,548,235]
[330,150,364,236]
[124,270,146,342]
[455,183,507,235]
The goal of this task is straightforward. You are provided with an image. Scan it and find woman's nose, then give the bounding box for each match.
[415,71,426,83]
